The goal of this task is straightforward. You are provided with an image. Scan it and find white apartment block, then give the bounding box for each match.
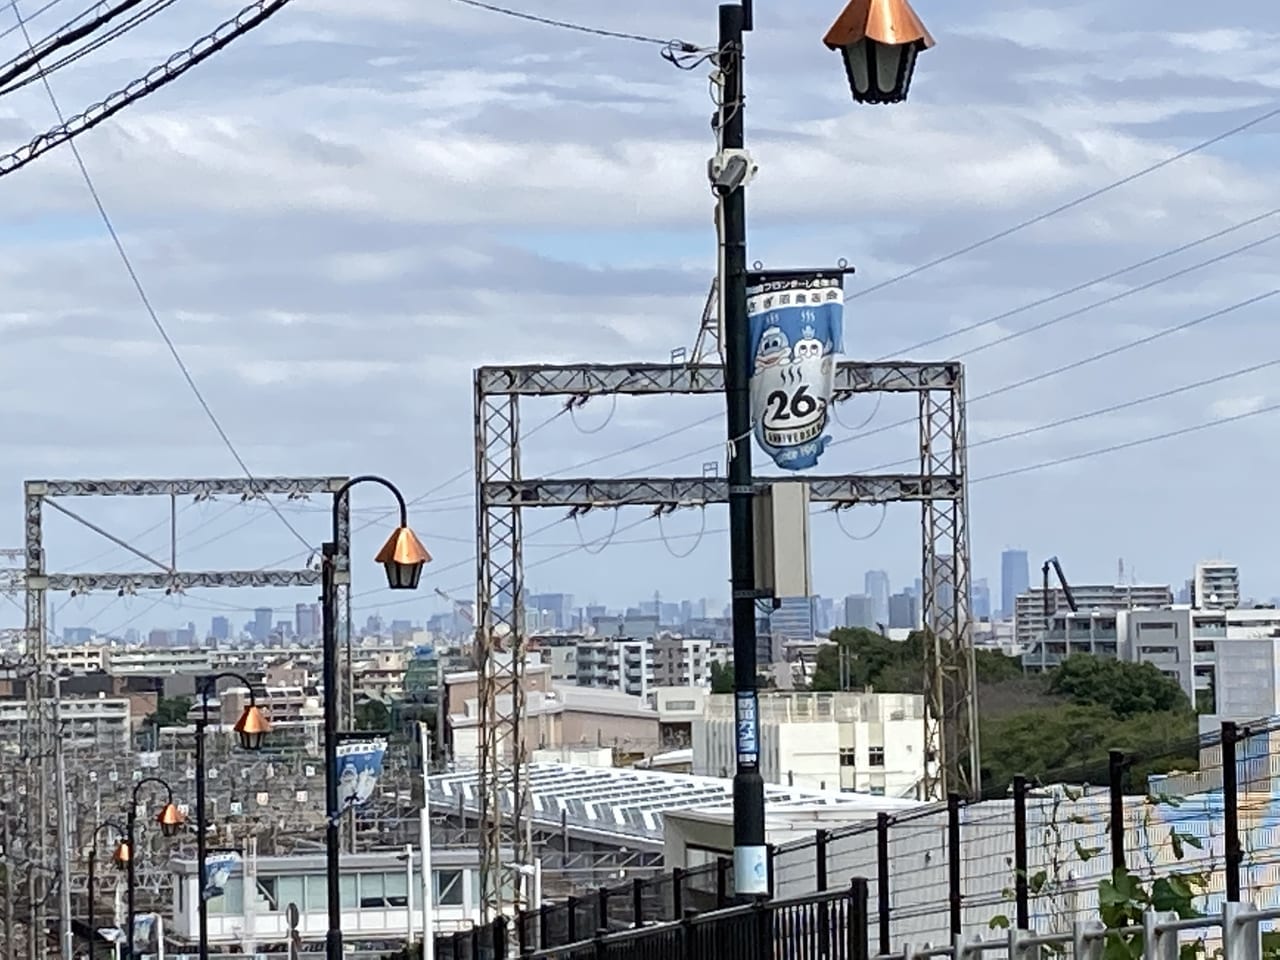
[651,637,712,687]
[1193,561,1241,610]
[575,638,653,698]
[1014,582,1174,646]
[0,696,130,752]
[692,691,926,798]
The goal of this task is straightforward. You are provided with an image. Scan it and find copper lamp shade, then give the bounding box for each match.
[824,0,934,104]
[234,704,271,751]
[156,803,185,838]
[374,525,432,591]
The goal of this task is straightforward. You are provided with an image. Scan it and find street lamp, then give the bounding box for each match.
[85,820,126,958]
[194,672,270,959]
[125,777,184,960]
[823,0,935,104]
[324,476,430,960]
[713,0,935,900]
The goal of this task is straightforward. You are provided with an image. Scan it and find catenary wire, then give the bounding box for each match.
[0,0,160,90]
[446,0,690,47]
[10,0,314,554]
[848,103,1280,302]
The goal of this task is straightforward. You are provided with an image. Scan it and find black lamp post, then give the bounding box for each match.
[714,0,935,898]
[86,820,127,959]
[194,672,270,959]
[323,476,430,960]
[125,777,184,959]
[823,0,935,104]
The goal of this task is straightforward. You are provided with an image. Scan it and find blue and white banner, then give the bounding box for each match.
[203,851,241,901]
[746,273,845,471]
[335,738,387,810]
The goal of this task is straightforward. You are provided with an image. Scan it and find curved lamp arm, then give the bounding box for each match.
[91,819,127,846]
[332,474,410,532]
[198,670,260,707]
[131,776,176,807]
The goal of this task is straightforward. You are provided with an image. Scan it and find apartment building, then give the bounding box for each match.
[0,695,131,752]
[692,691,926,797]
[575,638,652,698]
[1013,582,1174,646]
[650,637,711,688]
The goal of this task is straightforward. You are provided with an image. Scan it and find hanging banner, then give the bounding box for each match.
[746,271,845,471]
[203,851,242,901]
[335,738,387,809]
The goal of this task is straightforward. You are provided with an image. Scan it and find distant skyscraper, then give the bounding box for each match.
[843,594,875,629]
[253,607,273,643]
[864,571,890,626]
[1001,550,1030,618]
[888,592,918,630]
[971,579,991,620]
[210,616,230,641]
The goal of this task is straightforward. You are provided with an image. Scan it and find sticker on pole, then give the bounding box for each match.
[203,851,242,901]
[746,272,845,471]
[735,691,759,765]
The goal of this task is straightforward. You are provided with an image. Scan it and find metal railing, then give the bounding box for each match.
[478,716,1280,954]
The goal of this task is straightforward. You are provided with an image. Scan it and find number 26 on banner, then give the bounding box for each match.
[764,384,818,423]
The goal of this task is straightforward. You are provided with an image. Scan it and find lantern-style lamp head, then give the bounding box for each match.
[112,840,130,871]
[824,0,934,104]
[374,525,431,591]
[156,803,185,838]
[234,704,270,751]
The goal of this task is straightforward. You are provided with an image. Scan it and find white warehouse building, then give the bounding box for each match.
[692,691,926,798]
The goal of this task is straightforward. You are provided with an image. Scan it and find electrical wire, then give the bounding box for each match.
[0,0,160,91]
[0,0,300,180]
[0,0,182,98]
[848,103,1280,302]
[446,0,692,48]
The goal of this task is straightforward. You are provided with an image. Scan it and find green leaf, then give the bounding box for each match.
[1075,840,1104,862]
[989,914,1011,930]
[1170,828,1184,860]
[1029,870,1049,895]
[1176,831,1204,850]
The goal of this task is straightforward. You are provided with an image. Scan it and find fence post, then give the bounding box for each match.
[681,911,697,960]
[567,895,579,943]
[716,857,729,908]
[815,830,829,891]
[753,895,772,960]
[597,887,610,935]
[849,877,870,960]
[632,877,644,928]
[539,902,550,950]
[593,927,608,960]
[471,926,481,960]
[947,792,962,938]
[516,907,528,957]
[493,916,509,960]
[672,866,685,919]
[1013,775,1029,930]
[766,843,776,899]
[876,813,890,956]
[1108,749,1126,873]
[1222,720,1242,903]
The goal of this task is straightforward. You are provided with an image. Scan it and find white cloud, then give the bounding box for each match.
[2,0,1280,629]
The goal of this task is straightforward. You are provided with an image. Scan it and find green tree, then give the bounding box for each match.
[709,661,735,694]
[355,699,390,731]
[149,696,191,727]
[1047,654,1189,718]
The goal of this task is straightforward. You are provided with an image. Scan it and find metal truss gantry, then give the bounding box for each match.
[473,360,979,920]
[18,476,352,960]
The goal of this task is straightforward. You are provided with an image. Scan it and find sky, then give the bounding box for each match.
[2,0,1280,639]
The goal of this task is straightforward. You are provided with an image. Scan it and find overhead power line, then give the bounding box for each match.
[849,103,1280,302]
[0,0,300,180]
[9,0,313,553]
[0,0,155,90]
[447,0,680,46]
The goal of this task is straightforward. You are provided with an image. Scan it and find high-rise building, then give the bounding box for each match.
[252,607,273,643]
[210,616,230,641]
[1193,561,1240,610]
[971,579,991,620]
[888,592,918,630]
[864,571,891,626]
[843,594,875,630]
[295,603,318,640]
[1000,550,1030,619]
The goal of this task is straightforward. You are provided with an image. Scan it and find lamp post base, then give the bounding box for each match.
[327,928,344,960]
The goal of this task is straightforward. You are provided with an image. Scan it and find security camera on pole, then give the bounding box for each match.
[710,0,933,899]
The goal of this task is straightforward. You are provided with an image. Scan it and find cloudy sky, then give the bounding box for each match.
[1,0,1279,639]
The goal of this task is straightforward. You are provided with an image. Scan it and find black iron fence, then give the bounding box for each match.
[439,717,1280,956]
[438,879,870,960]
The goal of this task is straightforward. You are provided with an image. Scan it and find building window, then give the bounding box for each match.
[868,747,885,767]
[838,748,856,767]
[1193,640,1215,654]
[436,870,465,906]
